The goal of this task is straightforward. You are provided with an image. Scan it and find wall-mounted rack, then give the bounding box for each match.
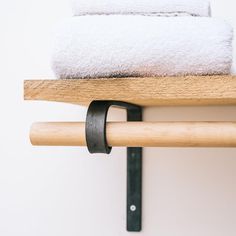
[24,75,236,232]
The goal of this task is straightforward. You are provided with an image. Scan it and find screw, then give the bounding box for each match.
[130,205,136,212]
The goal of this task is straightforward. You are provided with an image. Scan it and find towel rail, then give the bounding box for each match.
[30,121,236,147]
[25,77,236,232]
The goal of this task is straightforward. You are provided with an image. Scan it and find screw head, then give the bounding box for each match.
[130,205,136,212]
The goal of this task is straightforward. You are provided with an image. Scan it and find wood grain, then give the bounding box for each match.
[24,76,236,106]
[30,122,236,147]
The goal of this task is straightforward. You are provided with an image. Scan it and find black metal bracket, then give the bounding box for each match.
[85,100,142,232]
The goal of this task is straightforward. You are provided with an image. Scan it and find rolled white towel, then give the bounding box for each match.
[72,0,211,17]
[51,16,233,79]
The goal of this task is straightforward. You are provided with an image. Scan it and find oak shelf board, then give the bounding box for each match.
[24,75,236,106]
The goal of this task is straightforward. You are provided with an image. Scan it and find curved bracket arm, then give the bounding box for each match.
[86,100,142,154]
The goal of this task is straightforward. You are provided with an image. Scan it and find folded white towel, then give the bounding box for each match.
[72,0,211,17]
[51,16,233,79]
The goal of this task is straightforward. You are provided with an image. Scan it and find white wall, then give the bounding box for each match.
[1,0,236,235]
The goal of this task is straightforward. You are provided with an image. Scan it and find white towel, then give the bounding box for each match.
[72,0,211,17]
[51,16,233,79]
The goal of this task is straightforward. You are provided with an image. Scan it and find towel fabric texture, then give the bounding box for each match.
[51,16,233,78]
[72,0,211,17]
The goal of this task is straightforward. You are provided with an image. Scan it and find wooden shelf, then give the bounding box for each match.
[24,75,236,106]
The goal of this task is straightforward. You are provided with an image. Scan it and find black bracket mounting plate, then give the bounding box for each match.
[85,100,142,232]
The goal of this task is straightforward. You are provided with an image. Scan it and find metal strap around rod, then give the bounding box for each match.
[85,100,142,232]
[85,100,142,153]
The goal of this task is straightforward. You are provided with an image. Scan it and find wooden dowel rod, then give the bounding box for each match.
[30,122,236,147]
